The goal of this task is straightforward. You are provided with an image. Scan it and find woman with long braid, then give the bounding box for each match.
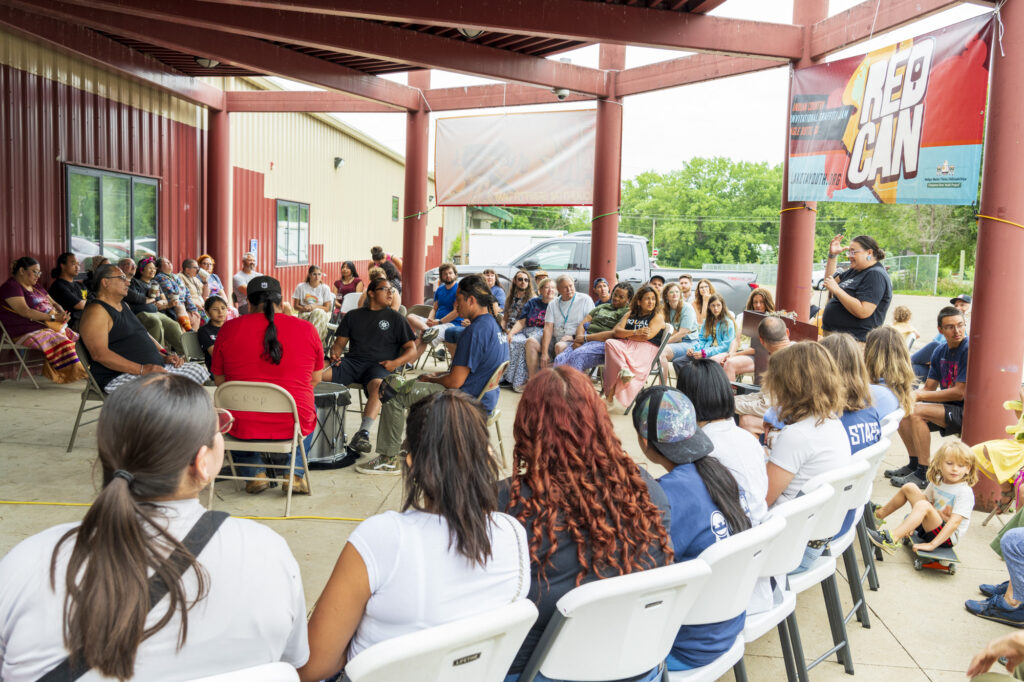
[500,367,672,682]
[211,276,323,495]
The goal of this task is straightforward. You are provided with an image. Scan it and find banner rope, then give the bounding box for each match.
[868,0,882,42]
[995,5,1006,58]
[0,499,365,522]
[779,206,817,214]
[402,204,440,221]
[592,210,621,221]
[977,214,1024,230]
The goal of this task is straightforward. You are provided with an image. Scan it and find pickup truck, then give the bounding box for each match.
[425,232,758,314]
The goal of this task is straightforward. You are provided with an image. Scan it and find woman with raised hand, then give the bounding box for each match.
[820,233,893,341]
[0,374,308,681]
[300,390,528,682]
[501,367,672,682]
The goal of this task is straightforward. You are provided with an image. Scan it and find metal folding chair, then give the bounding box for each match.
[0,317,41,388]
[67,341,106,451]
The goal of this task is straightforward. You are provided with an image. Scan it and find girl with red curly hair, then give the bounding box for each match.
[499,366,673,682]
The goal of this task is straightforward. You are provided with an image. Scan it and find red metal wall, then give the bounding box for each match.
[0,62,203,282]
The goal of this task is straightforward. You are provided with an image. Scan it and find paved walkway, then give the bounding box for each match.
[0,294,1011,680]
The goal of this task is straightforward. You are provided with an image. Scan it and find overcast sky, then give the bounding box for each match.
[271,0,990,180]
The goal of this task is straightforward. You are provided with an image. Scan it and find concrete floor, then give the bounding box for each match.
[0,293,1011,681]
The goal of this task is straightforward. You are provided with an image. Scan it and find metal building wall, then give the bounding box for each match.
[0,29,203,279]
[219,77,443,292]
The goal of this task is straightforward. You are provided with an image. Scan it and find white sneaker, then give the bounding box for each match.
[356,454,401,476]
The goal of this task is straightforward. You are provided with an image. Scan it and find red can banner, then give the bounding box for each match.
[787,14,994,205]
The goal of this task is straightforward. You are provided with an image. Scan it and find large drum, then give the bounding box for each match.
[308,382,352,469]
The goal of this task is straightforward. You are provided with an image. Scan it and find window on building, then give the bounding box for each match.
[66,166,159,268]
[392,196,399,221]
[276,200,310,266]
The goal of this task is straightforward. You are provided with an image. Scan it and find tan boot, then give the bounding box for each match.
[282,474,310,495]
[245,472,270,494]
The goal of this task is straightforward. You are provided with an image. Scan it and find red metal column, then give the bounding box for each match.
[964,2,1024,511]
[401,70,430,305]
[776,0,827,321]
[590,44,625,289]
[206,108,232,283]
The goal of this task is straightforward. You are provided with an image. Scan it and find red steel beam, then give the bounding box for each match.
[425,83,595,110]
[810,0,966,59]
[225,90,397,113]
[53,0,610,95]
[0,5,225,110]
[181,0,804,60]
[2,0,420,110]
[616,52,786,97]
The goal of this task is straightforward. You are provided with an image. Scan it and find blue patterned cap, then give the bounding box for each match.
[632,386,714,464]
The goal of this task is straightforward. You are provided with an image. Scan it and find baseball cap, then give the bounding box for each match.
[631,386,714,465]
[949,293,972,304]
[649,275,666,284]
[592,277,608,288]
[247,275,281,298]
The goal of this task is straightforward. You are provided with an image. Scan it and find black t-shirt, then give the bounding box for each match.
[338,306,415,362]
[498,469,672,674]
[822,262,892,341]
[88,300,164,390]
[48,278,88,327]
[126,278,158,314]
[197,322,221,371]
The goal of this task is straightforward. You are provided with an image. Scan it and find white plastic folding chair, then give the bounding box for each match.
[845,437,892,605]
[0,317,41,388]
[518,558,712,682]
[188,662,298,681]
[784,459,870,681]
[737,484,834,682]
[212,381,311,517]
[343,600,539,682]
[666,514,787,682]
[879,408,905,438]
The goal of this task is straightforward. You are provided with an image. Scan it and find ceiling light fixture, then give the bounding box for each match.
[194,57,220,69]
[457,27,484,39]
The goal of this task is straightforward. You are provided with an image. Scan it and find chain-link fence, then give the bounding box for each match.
[703,254,939,293]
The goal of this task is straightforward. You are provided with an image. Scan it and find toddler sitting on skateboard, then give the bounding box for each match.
[868,440,977,554]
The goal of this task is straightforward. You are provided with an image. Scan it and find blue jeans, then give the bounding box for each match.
[503,666,661,682]
[911,340,940,378]
[1003,529,1024,601]
[232,432,312,479]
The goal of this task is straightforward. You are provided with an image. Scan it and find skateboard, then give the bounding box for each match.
[903,533,960,575]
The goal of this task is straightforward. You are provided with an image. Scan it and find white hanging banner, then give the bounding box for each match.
[435,109,596,206]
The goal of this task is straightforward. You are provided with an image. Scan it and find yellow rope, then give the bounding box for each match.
[779,206,817,214]
[0,500,364,522]
[977,214,1024,230]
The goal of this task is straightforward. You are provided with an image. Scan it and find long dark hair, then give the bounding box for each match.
[339,260,359,282]
[457,274,499,326]
[628,284,660,320]
[403,391,500,566]
[510,268,536,301]
[248,289,284,364]
[51,375,217,679]
[51,252,75,279]
[675,359,735,421]
[695,456,751,535]
[701,293,731,343]
[304,265,321,285]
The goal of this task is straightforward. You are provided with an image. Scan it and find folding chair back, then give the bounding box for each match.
[180,330,205,362]
[624,323,673,415]
[344,600,538,682]
[681,514,786,626]
[800,459,870,541]
[212,381,308,517]
[0,317,41,388]
[518,559,712,682]
[188,662,298,681]
[340,292,363,314]
[757,485,834,578]
[67,340,107,452]
[880,408,905,438]
[478,361,510,400]
[850,437,890,508]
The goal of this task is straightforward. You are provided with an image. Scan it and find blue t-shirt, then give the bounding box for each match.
[841,406,881,455]
[870,383,900,417]
[658,463,746,668]
[516,296,548,328]
[491,285,507,309]
[434,282,461,326]
[452,313,508,414]
[928,337,968,404]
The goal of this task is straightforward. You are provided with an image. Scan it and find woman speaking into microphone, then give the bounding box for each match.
[821,234,893,342]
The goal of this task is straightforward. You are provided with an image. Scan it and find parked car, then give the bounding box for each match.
[425,232,757,314]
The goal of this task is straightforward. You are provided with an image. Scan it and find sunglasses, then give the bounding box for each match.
[215,408,235,434]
